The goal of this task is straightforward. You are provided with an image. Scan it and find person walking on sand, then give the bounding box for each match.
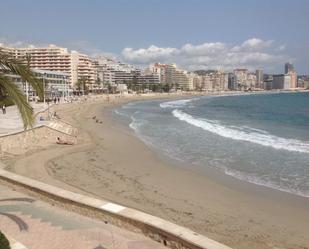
[2,104,6,114]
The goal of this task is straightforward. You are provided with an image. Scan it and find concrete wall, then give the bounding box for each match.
[0,168,232,249]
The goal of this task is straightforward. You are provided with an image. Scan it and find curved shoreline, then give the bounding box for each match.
[2,94,309,249]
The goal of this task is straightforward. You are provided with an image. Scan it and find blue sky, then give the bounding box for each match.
[0,0,308,73]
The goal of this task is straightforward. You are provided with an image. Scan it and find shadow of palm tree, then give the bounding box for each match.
[0,212,28,231]
[0,197,32,231]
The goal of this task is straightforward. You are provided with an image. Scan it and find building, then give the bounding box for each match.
[285,62,294,74]
[247,73,257,89]
[256,69,264,89]
[289,71,297,88]
[5,69,71,100]
[94,56,140,87]
[148,63,167,84]
[272,74,291,89]
[137,73,160,85]
[283,62,297,89]
[233,69,249,90]
[0,44,96,88]
[148,63,194,90]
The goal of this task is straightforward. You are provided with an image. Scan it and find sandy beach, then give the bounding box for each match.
[3,93,309,249]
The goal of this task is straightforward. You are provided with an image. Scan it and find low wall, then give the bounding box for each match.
[0,168,232,249]
[0,125,76,155]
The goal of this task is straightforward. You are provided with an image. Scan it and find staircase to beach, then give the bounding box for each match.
[45,120,78,137]
[0,197,166,249]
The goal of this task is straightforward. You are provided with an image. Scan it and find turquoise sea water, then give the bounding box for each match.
[115,92,309,197]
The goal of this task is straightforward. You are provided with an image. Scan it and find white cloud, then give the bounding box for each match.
[122,45,178,64]
[181,42,226,56]
[121,38,289,71]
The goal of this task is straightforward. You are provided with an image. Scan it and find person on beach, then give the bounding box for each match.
[2,104,6,114]
[56,137,73,145]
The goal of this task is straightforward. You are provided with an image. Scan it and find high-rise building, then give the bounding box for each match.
[283,62,297,89]
[285,62,294,74]
[272,74,291,89]
[0,44,96,88]
[148,63,194,90]
[289,71,297,88]
[233,69,248,90]
[255,69,264,89]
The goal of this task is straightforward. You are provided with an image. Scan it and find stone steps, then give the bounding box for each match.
[45,121,78,137]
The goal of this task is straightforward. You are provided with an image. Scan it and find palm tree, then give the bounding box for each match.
[0,51,43,129]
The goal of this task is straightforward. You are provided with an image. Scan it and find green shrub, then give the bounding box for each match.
[0,230,10,249]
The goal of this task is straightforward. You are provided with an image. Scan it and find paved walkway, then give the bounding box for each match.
[0,103,48,136]
[0,184,166,249]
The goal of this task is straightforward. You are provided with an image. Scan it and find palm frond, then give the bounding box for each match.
[0,51,43,100]
[0,74,34,129]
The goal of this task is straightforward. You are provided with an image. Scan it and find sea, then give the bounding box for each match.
[114,92,309,197]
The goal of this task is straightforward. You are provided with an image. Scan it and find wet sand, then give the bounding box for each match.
[4,94,309,249]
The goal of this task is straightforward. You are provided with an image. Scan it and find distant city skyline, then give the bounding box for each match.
[0,0,308,74]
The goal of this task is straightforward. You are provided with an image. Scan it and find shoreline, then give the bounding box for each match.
[2,93,309,249]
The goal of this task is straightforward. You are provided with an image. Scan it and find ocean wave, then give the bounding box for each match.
[160,98,199,108]
[172,109,309,154]
[224,168,309,197]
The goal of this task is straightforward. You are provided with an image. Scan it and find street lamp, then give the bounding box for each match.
[43,72,47,105]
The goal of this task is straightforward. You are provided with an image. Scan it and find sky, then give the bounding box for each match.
[0,0,308,74]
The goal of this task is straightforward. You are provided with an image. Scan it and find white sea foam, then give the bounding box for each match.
[224,168,309,197]
[172,109,309,154]
[160,98,198,108]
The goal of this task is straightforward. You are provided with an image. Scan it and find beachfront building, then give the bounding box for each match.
[0,44,96,89]
[233,69,249,90]
[94,56,138,85]
[137,73,160,85]
[283,62,297,89]
[152,63,195,90]
[256,69,264,89]
[5,69,71,100]
[272,74,291,89]
[148,63,167,84]
[193,74,203,90]
[285,62,294,74]
[193,70,229,91]
[288,70,297,89]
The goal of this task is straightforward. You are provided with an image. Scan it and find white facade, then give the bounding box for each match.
[0,44,96,88]
[7,69,71,98]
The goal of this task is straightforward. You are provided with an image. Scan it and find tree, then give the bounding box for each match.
[0,231,10,249]
[76,76,89,95]
[0,51,43,129]
[162,83,171,92]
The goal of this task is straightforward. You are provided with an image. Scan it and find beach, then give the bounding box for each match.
[3,94,309,249]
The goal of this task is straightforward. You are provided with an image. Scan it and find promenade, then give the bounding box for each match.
[0,99,165,248]
[0,183,166,249]
[0,103,47,136]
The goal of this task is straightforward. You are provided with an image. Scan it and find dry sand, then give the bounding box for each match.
[3,94,309,249]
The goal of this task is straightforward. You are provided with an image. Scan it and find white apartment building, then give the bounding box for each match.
[94,56,140,86]
[7,69,71,99]
[197,71,228,91]
[148,63,167,84]
[233,69,248,89]
[247,73,257,89]
[149,63,194,90]
[0,44,96,88]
